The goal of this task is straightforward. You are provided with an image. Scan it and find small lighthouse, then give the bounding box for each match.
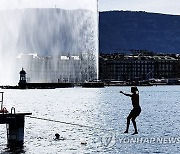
[18,68,27,89]
[19,68,26,84]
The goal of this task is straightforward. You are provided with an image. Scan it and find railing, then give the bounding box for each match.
[0,92,4,110]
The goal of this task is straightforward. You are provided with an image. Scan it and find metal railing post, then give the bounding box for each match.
[0,92,4,110]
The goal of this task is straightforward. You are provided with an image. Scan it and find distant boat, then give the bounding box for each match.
[82,80,104,88]
[18,82,74,89]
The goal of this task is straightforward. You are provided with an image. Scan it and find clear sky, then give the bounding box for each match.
[1,0,180,15]
[0,0,97,11]
[99,0,180,15]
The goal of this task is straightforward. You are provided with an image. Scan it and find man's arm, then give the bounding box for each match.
[120,91,132,97]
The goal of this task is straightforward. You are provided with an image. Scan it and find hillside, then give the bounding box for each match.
[99,11,180,54]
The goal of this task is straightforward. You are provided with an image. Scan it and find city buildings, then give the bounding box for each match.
[16,53,97,83]
[99,52,180,82]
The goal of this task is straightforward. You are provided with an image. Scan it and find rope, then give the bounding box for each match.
[27,116,116,132]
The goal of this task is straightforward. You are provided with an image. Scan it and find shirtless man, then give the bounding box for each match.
[120,86,141,135]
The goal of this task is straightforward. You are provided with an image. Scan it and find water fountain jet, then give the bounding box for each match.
[0,0,99,85]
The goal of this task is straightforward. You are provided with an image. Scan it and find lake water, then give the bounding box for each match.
[0,86,180,153]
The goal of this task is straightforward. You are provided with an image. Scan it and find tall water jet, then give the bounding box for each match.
[0,0,99,85]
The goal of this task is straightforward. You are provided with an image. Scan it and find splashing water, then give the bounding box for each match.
[0,0,98,85]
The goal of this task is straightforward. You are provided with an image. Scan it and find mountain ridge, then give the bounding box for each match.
[99,11,180,54]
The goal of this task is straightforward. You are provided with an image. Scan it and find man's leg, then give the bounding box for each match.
[131,117,138,135]
[124,115,131,133]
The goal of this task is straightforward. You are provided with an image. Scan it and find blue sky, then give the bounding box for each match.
[99,0,180,15]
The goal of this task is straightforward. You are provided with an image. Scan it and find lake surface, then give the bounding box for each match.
[0,86,180,153]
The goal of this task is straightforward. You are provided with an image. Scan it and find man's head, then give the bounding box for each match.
[131,86,138,94]
[55,133,60,139]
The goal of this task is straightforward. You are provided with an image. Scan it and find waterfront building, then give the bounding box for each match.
[16,54,96,83]
[99,53,178,81]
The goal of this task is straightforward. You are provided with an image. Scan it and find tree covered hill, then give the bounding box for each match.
[99,11,180,54]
